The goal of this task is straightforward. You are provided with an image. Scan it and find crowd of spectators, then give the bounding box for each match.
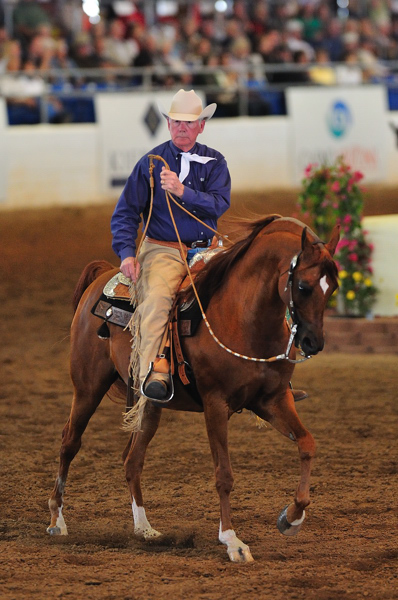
[1,0,398,123]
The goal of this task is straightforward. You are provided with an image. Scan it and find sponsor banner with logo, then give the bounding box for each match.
[96,91,207,196]
[286,86,389,183]
[0,98,7,203]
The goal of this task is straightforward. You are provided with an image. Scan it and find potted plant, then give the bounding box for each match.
[297,156,377,317]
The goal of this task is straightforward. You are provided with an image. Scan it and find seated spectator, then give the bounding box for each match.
[284,19,315,61]
[249,1,270,45]
[335,50,363,85]
[0,26,8,74]
[0,39,69,124]
[257,29,283,64]
[103,18,139,67]
[357,37,389,80]
[309,48,337,85]
[13,0,51,59]
[26,31,55,70]
[299,2,323,47]
[322,18,345,62]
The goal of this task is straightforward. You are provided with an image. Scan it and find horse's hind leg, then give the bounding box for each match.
[47,378,113,535]
[124,403,163,539]
[253,391,316,536]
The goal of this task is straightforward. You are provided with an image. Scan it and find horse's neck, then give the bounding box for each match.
[215,240,287,337]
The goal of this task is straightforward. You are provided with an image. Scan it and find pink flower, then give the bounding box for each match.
[304,163,317,176]
[353,171,364,182]
[348,253,358,262]
[343,214,352,225]
[336,239,350,250]
[331,181,340,192]
[321,200,329,208]
[348,240,357,250]
[333,202,339,209]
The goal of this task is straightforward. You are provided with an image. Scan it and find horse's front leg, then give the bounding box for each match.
[124,402,163,540]
[253,390,315,536]
[204,398,254,563]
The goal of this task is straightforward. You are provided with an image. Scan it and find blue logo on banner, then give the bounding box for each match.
[327,101,352,138]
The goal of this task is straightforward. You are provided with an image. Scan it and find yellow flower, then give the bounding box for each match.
[346,290,356,300]
[364,278,373,287]
[339,270,348,279]
[352,271,362,282]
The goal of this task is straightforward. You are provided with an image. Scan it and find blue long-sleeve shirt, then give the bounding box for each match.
[111,140,231,260]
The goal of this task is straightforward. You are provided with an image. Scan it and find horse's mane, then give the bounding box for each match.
[182,214,282,304]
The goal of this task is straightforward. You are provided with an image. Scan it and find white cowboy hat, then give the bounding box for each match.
[159,89,217,121]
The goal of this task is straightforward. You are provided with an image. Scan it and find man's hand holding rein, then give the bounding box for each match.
[120,256,141,282]
[160,166,184,198]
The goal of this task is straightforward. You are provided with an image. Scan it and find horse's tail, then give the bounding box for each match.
[72,260,115,312]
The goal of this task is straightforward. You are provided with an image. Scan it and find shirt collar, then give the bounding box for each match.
[169,141,199,157]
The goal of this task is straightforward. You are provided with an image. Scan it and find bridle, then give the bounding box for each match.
[281,251,312,365]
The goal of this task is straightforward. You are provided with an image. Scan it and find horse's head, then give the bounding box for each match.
[279,224,340,357]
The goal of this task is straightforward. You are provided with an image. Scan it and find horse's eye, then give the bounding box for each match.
[298,282,313,296]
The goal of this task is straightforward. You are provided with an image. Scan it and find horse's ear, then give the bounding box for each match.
[301,227,310,251]
[325,224,341,256]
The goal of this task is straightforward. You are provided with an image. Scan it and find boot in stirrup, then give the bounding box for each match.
[142,355,173,402]
[290,382,308,402]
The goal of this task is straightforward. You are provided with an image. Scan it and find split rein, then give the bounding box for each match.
[141,154,311,365]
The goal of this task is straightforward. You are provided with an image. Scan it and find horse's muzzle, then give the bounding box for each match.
[296,323,324,356]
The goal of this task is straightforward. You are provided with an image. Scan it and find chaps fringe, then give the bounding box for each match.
[249,411,268,429]
[121,273,148,432]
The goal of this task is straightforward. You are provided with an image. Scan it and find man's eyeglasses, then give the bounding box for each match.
[168,118,200,128]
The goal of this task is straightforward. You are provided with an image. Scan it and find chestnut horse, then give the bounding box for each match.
[47,215,340,563]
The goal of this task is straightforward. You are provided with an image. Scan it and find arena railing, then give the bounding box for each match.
[1,61,398,125]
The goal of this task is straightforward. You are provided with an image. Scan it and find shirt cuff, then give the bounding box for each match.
[120,247,136,261]
[181,185,196,207]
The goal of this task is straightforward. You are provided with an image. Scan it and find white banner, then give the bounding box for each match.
[95,91,206,196]
[287,86,389,184]
[0,98,7,204]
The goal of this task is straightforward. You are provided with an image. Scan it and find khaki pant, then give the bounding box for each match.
[136,240,187,381]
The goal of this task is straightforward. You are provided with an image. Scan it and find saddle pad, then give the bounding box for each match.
[91,294,134,328]
[103,272,132,300]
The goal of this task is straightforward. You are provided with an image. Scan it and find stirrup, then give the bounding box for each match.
[141,362,174,404]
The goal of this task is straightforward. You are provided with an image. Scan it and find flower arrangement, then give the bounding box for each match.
[297,156,377,317]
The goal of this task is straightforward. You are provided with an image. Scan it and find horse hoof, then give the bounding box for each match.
[277,505,305,537]
[135,526,162,540]
[228,544,254,563]
[47,526,62,536]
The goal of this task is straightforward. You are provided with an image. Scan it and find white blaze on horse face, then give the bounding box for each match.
[319,275,329,295]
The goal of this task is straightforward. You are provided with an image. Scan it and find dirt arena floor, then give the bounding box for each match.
[1,188,397,600]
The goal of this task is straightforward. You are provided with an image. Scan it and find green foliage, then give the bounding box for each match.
[298,156,377,317]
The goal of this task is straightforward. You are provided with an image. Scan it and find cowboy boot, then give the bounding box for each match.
[291,388,309,402]
[144,371,170,400]
[143,356,170,400]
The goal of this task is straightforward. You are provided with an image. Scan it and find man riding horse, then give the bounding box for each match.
[110,89,306,403]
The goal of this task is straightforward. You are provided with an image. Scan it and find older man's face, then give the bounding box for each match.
[167,118,205,152]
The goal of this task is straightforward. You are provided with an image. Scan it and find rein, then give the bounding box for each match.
[145,154,311,365]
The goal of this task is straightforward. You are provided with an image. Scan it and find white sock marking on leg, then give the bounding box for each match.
[132,499,161,538]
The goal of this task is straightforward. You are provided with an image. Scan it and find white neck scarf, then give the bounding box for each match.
[179,152,216,183]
